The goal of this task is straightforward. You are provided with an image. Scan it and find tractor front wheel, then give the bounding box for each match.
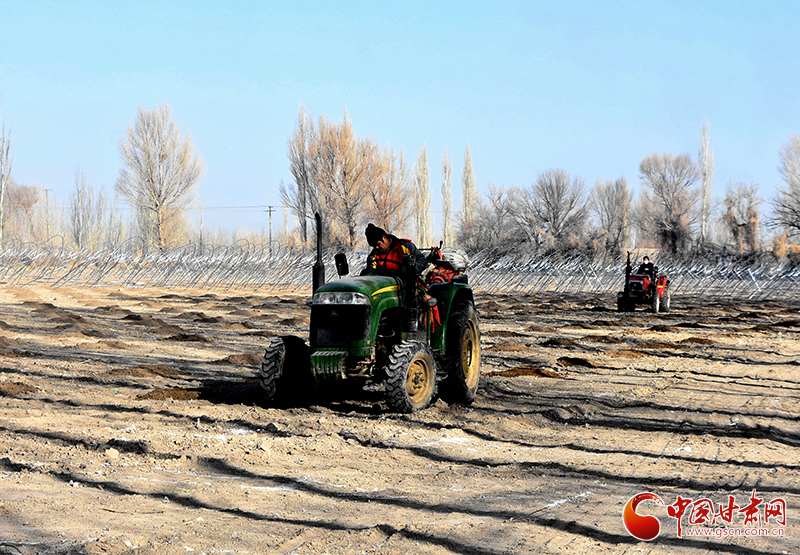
[617,293,634,312]
[385,341,437,413]
[439,302,481,405]
[651,290,660,314]
[259,336,311,403]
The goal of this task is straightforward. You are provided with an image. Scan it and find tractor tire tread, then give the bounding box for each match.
[385,340,437,413]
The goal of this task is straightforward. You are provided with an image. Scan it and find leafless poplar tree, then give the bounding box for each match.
[328,112,373,247]
[638,153,700,254]
[303,112,375,247]
[115,104,204,251]
[282,104,316,244]
[461,143,476,225]
[367,147,410,235]
[414,144,431,246]
[0,119,11,245]
[698,121,715,244]
[590,176,632,253]
[304,114,338,242]
[441,146,452,246]
[70,170,92,248]
[282,205,290,243]
[771,135,800,239]
[105,192,124,247]
[69,170,113,248]
[722,182,761,254]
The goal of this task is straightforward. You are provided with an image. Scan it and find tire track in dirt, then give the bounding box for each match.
[0,434,783,555]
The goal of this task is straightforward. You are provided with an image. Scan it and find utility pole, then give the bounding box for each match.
[266,205,275,256]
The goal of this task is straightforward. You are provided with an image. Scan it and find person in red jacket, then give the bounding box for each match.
[363,223,440,331]
[363,224,427,276]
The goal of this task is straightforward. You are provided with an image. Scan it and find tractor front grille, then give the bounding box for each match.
[310,350,347,379]
[311,305,371,348]
[628,280,645,293]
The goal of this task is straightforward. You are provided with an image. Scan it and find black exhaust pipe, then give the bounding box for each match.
[312,212,325,293]
[624,251,631,296]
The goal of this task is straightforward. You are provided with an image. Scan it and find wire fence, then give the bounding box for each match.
[466,251,800,300]
[1,241,799,300]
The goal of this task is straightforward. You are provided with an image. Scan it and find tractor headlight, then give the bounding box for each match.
[313,292,371,305]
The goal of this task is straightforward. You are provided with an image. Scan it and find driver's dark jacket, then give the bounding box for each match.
[363,235,427,276]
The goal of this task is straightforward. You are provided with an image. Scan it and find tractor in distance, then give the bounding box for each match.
[617,252,671,313]
[258,214,481,413]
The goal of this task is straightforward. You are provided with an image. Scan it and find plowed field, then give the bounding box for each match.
[0,284,797,554]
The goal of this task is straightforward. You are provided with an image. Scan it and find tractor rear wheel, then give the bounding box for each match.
[439,301,481,405]
[259,336,311,403]
[662,284,671,313]
[385,341,437,413]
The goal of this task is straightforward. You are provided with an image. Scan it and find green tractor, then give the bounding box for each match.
[259,214,481,413]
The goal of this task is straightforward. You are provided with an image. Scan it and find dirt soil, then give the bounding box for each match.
[0,284,797,555]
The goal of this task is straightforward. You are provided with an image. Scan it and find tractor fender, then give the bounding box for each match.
[428,283,474,353]
[656,275,669,295]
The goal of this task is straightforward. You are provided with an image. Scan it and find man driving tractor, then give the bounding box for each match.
[363,223,428,277]
[362,223,440,332]
[637,255,654,276]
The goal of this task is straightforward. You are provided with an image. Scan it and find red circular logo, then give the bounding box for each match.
[623,492,664,541]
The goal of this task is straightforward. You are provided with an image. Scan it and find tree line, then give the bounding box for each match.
[282,107,800,261]
[1,105,800,261]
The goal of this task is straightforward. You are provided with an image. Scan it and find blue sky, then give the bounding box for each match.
[1,1,798,237]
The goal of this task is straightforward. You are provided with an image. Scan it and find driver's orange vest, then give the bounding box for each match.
[370,240,411,272]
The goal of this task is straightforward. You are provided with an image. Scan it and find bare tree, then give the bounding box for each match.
[771,135,800,239]
[458,184,520,254]
[698,121,715,244]
[441,146,452,246]
[283,108,415,246]
[414,144,431,246]
[69,170,114,248]
[303,112,374,247]
[638,153,700,254]
[70,170,92,248]
[304,114,338,243]
[105,192,124,247]
[590,176,632,253]
[367,147,411,235]
[0,118,11,245]
[722,182,761,254]
[6,182,40,241]
[461,144,476,226]
[282,205,290,244]
[115,104,205,251]
[282,104,316,244]
[521,168,587,252]
[328,113,374,247]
